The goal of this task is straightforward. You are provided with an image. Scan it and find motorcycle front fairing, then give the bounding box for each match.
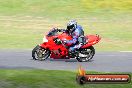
[40,32,72,59]
[40,30,59,49]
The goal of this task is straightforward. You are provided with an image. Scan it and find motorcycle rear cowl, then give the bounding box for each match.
[81,34,101,49]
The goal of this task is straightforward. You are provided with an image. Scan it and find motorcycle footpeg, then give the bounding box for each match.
[69,52,77,58]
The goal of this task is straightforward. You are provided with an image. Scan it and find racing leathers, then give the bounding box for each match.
[65,25,84,52]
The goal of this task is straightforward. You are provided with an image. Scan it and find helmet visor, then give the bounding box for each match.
[67,24,74,30]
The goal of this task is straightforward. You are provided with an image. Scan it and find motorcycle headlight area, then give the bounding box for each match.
[43,36,48,42]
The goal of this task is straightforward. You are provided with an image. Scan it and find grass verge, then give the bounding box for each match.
[0,14,132,51]
[0,69,132,88]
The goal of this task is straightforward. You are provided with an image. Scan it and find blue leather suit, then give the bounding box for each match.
[65,25,84,51]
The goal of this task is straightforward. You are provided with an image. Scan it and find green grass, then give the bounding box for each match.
[0,0,132,51]
[0,69,132,88]
[0,15,132,51]
[0,0,131,18]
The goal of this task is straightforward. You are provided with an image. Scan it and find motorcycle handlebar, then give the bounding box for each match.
[47,28,66,37]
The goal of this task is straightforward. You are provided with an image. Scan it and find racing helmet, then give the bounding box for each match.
[67,20,77,33]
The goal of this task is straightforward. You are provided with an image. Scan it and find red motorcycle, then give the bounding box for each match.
[32,30,101,62]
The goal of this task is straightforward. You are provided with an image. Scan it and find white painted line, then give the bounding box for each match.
[120,51,132,52]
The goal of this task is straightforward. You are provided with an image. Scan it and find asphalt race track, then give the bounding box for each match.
[0,50,132,72]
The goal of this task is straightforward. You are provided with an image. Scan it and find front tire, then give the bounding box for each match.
[76,46,95,62]
[32,45,50,61]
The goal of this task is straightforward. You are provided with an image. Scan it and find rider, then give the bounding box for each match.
[48,20,85,53]
[64,20,84,52]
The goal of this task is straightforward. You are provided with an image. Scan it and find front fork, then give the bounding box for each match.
[34,44,46,57]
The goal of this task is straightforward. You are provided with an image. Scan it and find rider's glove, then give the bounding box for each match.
[52,28,58,32]
[53,28,64,32]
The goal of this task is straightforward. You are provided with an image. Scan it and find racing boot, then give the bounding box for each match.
[68,49,77,58]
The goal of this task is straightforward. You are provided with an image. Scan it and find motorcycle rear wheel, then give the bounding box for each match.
[76,46,95,62]
[32,45,50,61]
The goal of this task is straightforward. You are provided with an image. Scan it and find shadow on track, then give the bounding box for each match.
[31,58,94,62]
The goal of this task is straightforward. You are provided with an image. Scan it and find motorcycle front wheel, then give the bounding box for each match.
[32,45,51,61]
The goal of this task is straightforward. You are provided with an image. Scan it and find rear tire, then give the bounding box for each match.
[32,45,50,61]
[76,46,95,62]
